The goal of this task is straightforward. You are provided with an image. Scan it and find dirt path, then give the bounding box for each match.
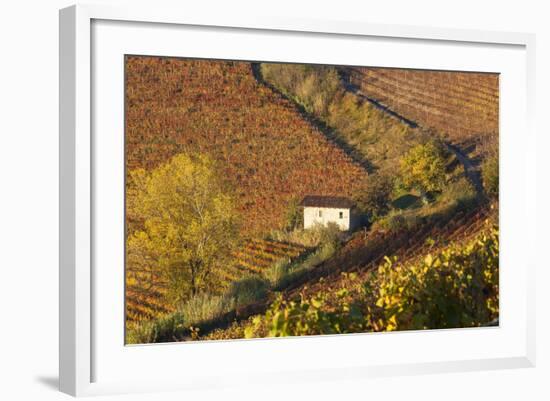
[251,63,484,198]
[445,143,485,198]
[338,69,485,198]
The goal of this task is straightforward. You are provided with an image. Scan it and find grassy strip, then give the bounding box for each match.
[126,275,270,344]
[126,225,341,344]
[259,63,425,173]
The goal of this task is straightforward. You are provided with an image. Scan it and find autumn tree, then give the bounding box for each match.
[128,153,239,302]
[353,173,394,222]
[127,230,161,292]
[284,197,304,231]
[399,140,448,196]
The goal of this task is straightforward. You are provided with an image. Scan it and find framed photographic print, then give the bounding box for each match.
[59,4,536,396]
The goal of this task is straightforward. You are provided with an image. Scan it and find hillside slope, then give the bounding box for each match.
[200,205,497,341]
[343,67,499,154]
[259,63,427,173]
[292,205,496,299]
[125,56,369,236]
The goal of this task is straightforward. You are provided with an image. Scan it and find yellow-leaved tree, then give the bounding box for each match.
[399,140,448,195]
[128,153,239,303]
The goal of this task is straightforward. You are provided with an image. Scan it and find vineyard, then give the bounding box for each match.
[259,62,427,173]
[201,204,497,341]
[230,239,309,280]
[126,271,173,322]
[126,238,309,323]
[343,67,499,154]
[126,56,369,237]
[240,224,499,338]
[291,204,496,299]
[124,57,500,342]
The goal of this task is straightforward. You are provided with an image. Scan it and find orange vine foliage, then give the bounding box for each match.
[347,67,499,151]
[126,56,369,236]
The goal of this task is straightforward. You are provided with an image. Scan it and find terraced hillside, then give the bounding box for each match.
[197,205,497,340]
[343,67,499,153]
[126,273,173,322]
[124,58,499,342]
[126,57,369,237]
[293,205,496,300]
[127,202,495,327]
[231,239,309,279]
[259,63,427,173]
[126,238,309,323]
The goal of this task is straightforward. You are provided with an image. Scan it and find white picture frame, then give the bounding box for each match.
[59,4,536,397]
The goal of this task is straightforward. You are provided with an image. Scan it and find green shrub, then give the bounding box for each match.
[272,240,339,290]
[391,193,421,210]
[482,153,499,197]
[178,293,233,326]
[299,241,338,270]
[269,222,343,248]
[353,173,394,221]
[399,140,449,194]
[439,177,477,209]
[126,312,185,344]
[317,222,343,247]
[376,210,422,232]
[126,321,155,345]
[225,276,270,307]
[380,212,407,231]
[264,258,292,286]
